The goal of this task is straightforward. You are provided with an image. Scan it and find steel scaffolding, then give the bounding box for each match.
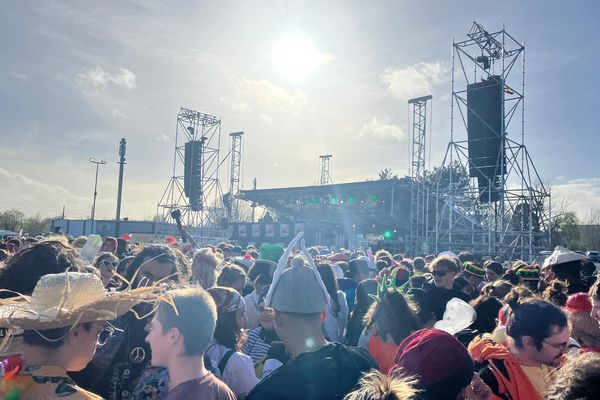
[319,155,333,185]
[426,22,551,260]
[408,95,432,255]
[157,107,226,237]
[227,131,244,221]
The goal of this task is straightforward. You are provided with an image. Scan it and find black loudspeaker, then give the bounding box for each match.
[184,140,203,211]
[467,75,505,203]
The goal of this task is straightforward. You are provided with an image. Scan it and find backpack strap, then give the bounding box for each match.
[218,349,235,376]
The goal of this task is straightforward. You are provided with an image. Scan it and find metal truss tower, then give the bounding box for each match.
[227,131,244,221]
[157,107,226,237]
[319,155,333,185]
[427,22,550,260]
[408,95,432,255]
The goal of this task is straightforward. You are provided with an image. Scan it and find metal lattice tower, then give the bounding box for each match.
[319,155,333,185]
[426,22,550,260]
[227,132,244,221]
[157,108,226,237]
[408,95,432,255]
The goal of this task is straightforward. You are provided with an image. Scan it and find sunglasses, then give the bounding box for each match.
[101,259,119,268]
[431,270,451,277]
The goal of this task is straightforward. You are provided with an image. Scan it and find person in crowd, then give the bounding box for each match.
[72,244,191,400]
[590,277,600,324]
[242,286,280,366]
[426,256,471,320]
[470,295,503,335]
[217,264,247,294]
[192,248,222,288]
[543,246,589,294]
[145,287,236,400]
[343,370,417,400]
[458,251,476,264]
[405,288,436,329]
[345,278,378,346]
[515,265,541,292]
[484,261,504,282]
[565,292,600,352]
[245,272,273,330]
[93,251,119,288]
[542,279,569,307]
[361,286,418,373]
[317,263,349,342]
[545,352,600,400]
[391,329,488,400]
[339,258,373,312]
[460,261,487,299]
[246,233,377,400]
[0,271,157,399]
[480,279,512,300]
[71,236,88,249]
[206,286,258,399]
[469,298,569,399]
[411,257,428,276]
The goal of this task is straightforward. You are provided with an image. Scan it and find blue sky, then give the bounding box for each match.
[0,1,598,221]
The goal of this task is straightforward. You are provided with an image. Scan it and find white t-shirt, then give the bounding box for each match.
[323,290,349,342]
[206,343,259,399]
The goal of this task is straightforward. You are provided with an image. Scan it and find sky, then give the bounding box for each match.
[1,0,599,222]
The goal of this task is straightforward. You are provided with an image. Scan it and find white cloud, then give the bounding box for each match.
[8,70,28,80]
[76,66,137,91]
[358,117,406,140]
[233,78,307,112]
[552,177,600,219]
[380,61,448,101]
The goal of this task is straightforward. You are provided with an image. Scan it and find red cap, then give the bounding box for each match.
[393,329,473,385]
[565,293,592,314]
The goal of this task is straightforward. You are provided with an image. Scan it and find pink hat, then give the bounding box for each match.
[565,293,593,314]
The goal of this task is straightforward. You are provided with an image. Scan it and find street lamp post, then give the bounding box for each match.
[89,158,107,234]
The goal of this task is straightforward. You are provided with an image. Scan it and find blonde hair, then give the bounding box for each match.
[192,248,222,289]
[344,370,418,400]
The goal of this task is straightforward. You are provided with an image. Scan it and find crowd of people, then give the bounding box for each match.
[0,232,599,399]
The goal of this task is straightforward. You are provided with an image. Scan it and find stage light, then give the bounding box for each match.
[330,197,337,204]
[313,198,319,204]
[384,230,392,239]
[348,196,355,203]
[371,194,378,201]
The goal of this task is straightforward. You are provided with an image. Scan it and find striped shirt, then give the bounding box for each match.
[242,326,279,363]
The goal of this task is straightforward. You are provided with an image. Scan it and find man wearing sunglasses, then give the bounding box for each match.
[93,252,119,288]
[426,256,471,320]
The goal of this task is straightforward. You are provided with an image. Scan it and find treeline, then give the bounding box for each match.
[0,209,53,233]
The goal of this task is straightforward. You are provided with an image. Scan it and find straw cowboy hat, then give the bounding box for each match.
[0,272,159,331]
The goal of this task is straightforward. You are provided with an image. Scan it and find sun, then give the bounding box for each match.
[272,34,323,84]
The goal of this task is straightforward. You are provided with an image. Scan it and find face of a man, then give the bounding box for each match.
[145,317,169,367]
[431,265,456,289]
[533,325,569,368]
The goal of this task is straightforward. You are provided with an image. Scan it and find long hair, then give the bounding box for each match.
[364,289,417,344]
[317,263,341,318]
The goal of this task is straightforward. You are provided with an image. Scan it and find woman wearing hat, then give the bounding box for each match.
[207,286,258,399]
[0,271,157,399]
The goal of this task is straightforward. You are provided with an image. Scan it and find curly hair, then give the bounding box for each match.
[543,279,569,307]
[364,289,417,345]
[546,353,600,400]
[124,244,191,285]
[192,248,222,288]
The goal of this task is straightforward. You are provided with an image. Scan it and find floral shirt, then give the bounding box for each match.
[0,364,103,400]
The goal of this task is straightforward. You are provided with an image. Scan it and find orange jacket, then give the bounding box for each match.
[468,335,542,400]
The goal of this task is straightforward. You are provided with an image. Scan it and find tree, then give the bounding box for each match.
[552,211,582,250]
[0,209,25,231]
[581,208,600,250]
[378,168,398,180]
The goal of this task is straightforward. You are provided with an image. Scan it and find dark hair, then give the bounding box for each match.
[503,285,533,304]
[470,295,503,334]
[485,261,504,276]
[458,251,475,264]
[412,257,426,271]
[551,260,583,285]
[506,298,567,349]
[124,244,190,284]
[409,275,428,290]
[213,310,243,350]
[543,279,569,307]
[156,287,216,356]
[501,272,522,285]
[23,322,93,349]
[253,272,272,288]
[546,352,600,400]
[247,259,275,282]
[481,280,512,299]
[407,288,435,328]
[0,241,86,298]
[317,263,341,318]
[365,289,417,345]
[217,264,246,288]
[376,260,388,273]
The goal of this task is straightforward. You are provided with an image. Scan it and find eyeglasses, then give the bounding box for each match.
[100,259,119,268]
[431,270,451,277]
[543,339,568,352]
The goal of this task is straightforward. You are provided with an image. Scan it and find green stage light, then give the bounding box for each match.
[313,198,319,204]
[348,196,355,203]
[371,194,378,201]
[330,197,337,204]
[384,230,392,239]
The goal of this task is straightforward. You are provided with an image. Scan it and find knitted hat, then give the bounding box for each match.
[266,232,329,314]
[565,293,593,314]
[393,329,474,385]
[463,262,485,279]
[259,243,284,263]
[515,266,540,281]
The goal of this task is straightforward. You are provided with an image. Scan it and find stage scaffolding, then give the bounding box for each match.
[426,22,551,260]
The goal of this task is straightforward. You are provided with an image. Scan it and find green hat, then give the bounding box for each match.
[463,261,485,279]
[259,243,284,263]
[516,266,540,281]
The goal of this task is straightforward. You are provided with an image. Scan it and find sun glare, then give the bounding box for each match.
[272,34,322,84]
